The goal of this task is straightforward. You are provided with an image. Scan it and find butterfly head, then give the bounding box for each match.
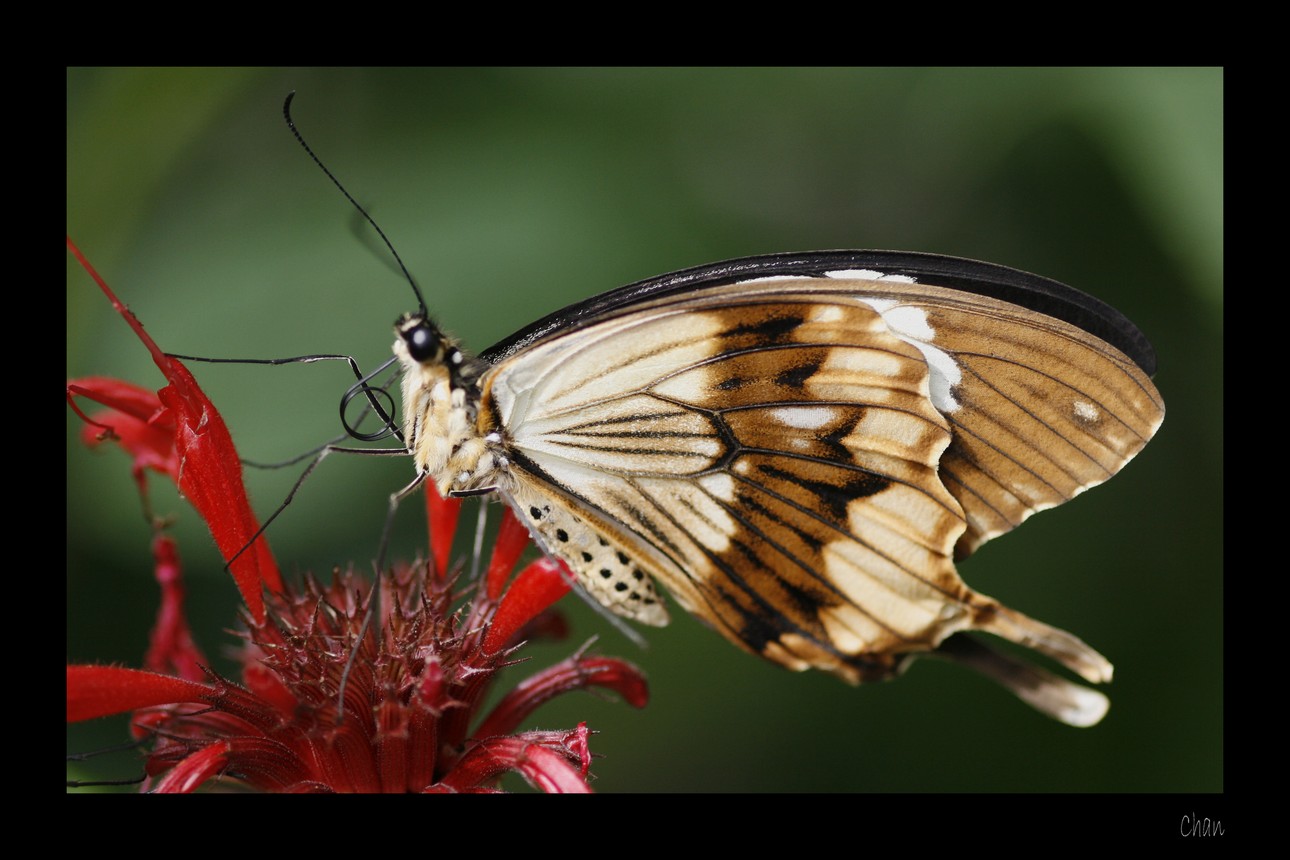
[392,313,498,497]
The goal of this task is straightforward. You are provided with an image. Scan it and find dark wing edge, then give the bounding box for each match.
[480,251,1159,377]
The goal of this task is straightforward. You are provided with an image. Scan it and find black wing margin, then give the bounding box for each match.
[480,251,1159,377]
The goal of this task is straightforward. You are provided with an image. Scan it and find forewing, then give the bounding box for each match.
[816,274,1166,557]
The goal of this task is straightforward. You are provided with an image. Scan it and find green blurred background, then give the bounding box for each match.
[67,68,1221,793]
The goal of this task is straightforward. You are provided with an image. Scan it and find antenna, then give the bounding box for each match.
[282,92,429,317]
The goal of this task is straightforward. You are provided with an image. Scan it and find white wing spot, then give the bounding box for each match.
[825,269,917,283]
[878,305,935,341]
[860,298,961,414]
[923,353,962,414]
[1073,400,1100,423]
[772,406,838,430]
[811,305,846,323]
[698,472,736,502]
[827,268,885,280]
[740,275,805,285]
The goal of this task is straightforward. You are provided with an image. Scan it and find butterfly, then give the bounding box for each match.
[390,250,1164,727]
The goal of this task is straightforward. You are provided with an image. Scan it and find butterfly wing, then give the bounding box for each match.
[475,255,1163,725]
[820,272,1166,558]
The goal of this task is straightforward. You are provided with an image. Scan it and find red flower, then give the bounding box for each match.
[66,239,647,793]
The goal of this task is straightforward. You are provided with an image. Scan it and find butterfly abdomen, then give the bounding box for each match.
[509,481,669,625]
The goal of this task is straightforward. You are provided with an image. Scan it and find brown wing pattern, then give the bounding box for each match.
[481,276,1162,724]
[907,293,1165,556]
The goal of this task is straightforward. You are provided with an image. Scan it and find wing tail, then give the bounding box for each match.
[935,634,1110,728]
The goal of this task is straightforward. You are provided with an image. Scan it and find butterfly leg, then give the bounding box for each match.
[334,467,430,720]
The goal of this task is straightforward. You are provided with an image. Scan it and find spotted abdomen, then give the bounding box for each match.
[509,481,668,626]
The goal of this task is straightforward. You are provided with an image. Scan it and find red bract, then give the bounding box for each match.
[67,241,648,792]
[67,376,178,497]
[67,237,280,622]
[68,528,645,792]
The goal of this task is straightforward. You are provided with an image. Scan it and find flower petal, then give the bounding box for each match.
[144,535,209,682]
[425,484,461,579]
[68,378,179,504]
[150,741,231,793]
[474,655,648,738]
[160,361,283,618]
[485,507,532,600]
[482,557,572,654]
[66,665,214,722]
[438,728,593,793]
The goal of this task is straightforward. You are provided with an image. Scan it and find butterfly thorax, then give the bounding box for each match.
[392,312,671,627]
[393,313,500,496]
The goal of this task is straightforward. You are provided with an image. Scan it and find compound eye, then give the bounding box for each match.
[403,320,441,363]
